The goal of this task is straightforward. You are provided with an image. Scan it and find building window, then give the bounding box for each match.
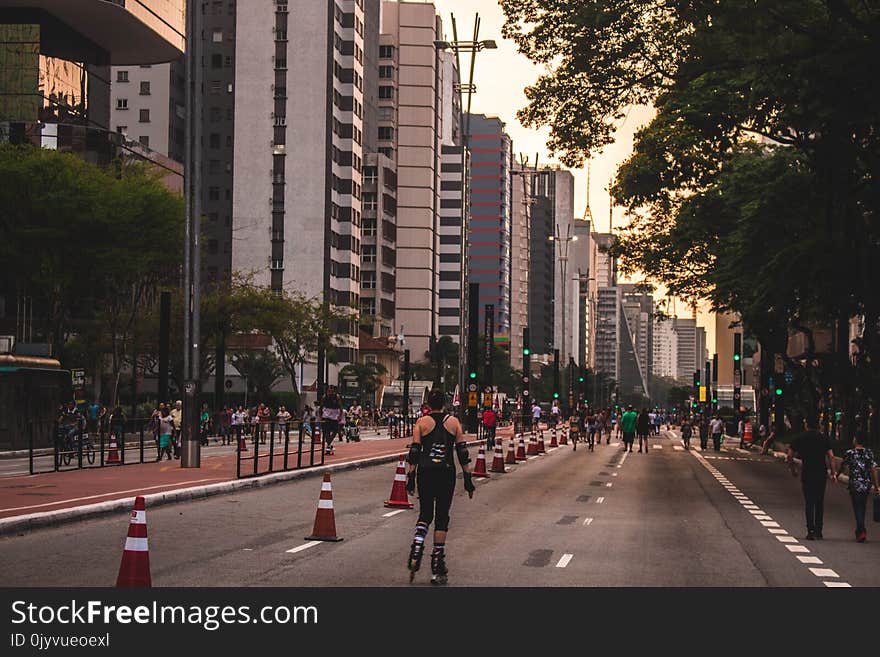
[116,98,128,110]
[210,80,221,94]
[378,126,394,141]
[378,147,393,159]
[116,70,129,83]
[363,218,377,237]
[212,30,223,42]
[210,133,221,148]
[363,192,377,211]
[116,125,127,134]
[138,136,150,147]
[361,298,376,316]
[139,109,150,122]
[363,246,376,263]
[139,81,150,95]
[379,65,394,79]
[379,45,394,59]
[212,53,222,68]
[378,86,393,99]
[362,272,376,289]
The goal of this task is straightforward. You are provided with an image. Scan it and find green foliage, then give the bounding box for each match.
[339,361,387,404]
[229,350,284,401]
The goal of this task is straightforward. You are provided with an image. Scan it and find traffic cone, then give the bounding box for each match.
[515,434,526,461]
[116,496,151,588]
[305,473,343,541]
[527,431,538,456]
[490,439,506,473]
[313,424,322,445]
[238,428,248,452]
[505,436,517,464]
[107,432,121,464]
[384,456,414,509]
[549,427,558,448]
[472,443,489,478]
[538,429,546,454]
[559,427,568,445]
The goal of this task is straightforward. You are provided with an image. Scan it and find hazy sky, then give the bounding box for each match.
[430,0,715,347]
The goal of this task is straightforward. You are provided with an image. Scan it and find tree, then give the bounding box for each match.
[229,349,284,401]
[667,385,692,411]
[338,361,388,405]
[249,287,348,412]
[501,0,880,439]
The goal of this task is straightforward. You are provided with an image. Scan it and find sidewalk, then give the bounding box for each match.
[0,425,516,536]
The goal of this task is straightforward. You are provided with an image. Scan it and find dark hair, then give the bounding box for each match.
[427,388,445,410]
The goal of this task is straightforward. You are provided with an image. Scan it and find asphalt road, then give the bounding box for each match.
[1,431,877,587]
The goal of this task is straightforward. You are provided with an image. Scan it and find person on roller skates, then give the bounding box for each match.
[404,388,474,585]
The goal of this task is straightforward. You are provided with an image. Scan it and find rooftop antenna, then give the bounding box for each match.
[582,158,593,224]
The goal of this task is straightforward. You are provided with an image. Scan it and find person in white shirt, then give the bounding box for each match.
[550,402,561,428]
[710,415,725,452]
[276,405,292,436]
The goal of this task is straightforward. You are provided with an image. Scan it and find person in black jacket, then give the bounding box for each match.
[787,415,836,540]
[637,408,651,453]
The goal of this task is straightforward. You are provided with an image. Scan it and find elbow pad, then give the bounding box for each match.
[406,442,422,466]
[455,442,470,466]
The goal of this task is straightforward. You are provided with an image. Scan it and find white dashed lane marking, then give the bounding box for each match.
[824,582,852,588]
[556,554,574,568]
[382,509,406,518]
[798,556,823,564]
[786,545,810,554]
[583,518,593,526]
[596,497,605,504]
[809,568,839,578]
[286,541,322,554]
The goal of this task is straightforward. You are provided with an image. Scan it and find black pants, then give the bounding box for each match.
[416,467,456,532]
[802,477,827,535]
[700,433,708,449]
[712,433,722,451]
[851,491,869,535]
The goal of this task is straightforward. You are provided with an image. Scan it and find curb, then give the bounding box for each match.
[0,438,486,538]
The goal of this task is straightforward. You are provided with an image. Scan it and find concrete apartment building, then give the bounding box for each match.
[528,171,556,357]
[545,167,575,364]
[510,164,533,370]
[620,284,654,398]
[233,0,371,376]
[572,217,593,369]
[380,0,444,362]
[652,317,679,380]
[465,113,513,342]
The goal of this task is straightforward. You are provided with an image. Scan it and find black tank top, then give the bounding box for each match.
[419,412,456,470]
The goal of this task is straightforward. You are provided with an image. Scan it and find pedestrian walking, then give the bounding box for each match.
[170,400,183,459]
[680,418,693,450]
[621,404,637,452]
[710,415,724,452]
[787,415,836,540]
[109,405,126,448]
[199,402,211,446]
[157,406,175,461]
[699,415,710,450]
[481,406,497,449]
[231,405,246,445]
[319,386,344,454]
[637,408,651,453]
[405,388,474,585]
[835,431,880,542]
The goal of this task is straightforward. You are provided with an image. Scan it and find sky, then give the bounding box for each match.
[430,0,716,349]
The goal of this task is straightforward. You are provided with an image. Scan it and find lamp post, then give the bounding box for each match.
[549,225,577,391]
[435,18,497,412]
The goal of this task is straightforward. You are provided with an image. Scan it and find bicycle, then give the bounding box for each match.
[58,428,96,466]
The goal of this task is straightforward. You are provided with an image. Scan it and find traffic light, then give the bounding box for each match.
[733,333,742,363]
[553,392,560,399]
[578,375,584,383]
[469,371,477,380]
[712,394,718,404]
[775,387,783,396]
[522,346,530,356]
[693,371,701,388]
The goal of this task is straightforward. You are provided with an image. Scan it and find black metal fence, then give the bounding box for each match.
[234,422,324,479]
[27,418,158,475]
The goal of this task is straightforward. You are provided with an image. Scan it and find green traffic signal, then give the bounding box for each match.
[775,387,783,396]
[733,354,741,362]
[578,377,584,383]
[469,371,477,379]
[553,392,560,399]
[522,347,530,356]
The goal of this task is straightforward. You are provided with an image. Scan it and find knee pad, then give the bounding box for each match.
[406,442,422,465]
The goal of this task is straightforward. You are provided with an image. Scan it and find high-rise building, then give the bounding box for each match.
[652,317,679,380]
[620,284,654,398]
[0,1,184,160]
[674,317,697,382]
[233,0,370,378]
[596,286,620,381]
[572,217,593,369]
[381,0,444,362]
[360,152,397,339]
[528,172,555,356]
[510,164,533,370]
[464,113,513,345]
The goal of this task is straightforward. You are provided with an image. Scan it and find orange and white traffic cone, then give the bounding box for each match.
[490,439,506,473]
[549,427,558,448]
[527,431,538,456]
[238,428,248,452]
[107,432,121,464]
[505,436,517,464]
[537,429,546,454]
[559,427,568,445]
[116,496,151,588]
[515,434,526,461]
[472,443,489,478]
[305,473,343,541]
[384,456,414,509]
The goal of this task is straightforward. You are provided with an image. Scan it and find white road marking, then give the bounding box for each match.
[286,541,322,554]
[823,582,851,588]
[768,528,788,534]
[583,518,593,526]
[612,472,618,477]
[605,482,612,487]
[786,545,810,553]
[673,445,684,451]
[242,548,253,551]
[755,515,773,521]
[556,554,574,568]
[653,445,663,449]
[596,497,605,504]
[777,536,798,543]
[760,520,780,527]
[809,568,839,578]
[798,556,823,564]
[382,509,406,518]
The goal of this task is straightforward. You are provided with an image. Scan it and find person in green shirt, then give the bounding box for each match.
[620,404,638,452]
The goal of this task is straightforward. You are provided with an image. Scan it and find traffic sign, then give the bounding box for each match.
[225,379,233,389]
[468,392,478,407]
[733,369,742,386]
[71,369,85,387]
[467,383,477,392]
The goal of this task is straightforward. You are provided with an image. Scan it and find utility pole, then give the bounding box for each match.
[466,282,480,433]
[484,304,494,408]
